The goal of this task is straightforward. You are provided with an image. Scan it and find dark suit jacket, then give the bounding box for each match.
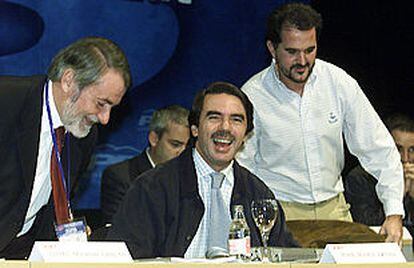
[0,75,97,256]
[107,147,298,259]
[101,150,152,223]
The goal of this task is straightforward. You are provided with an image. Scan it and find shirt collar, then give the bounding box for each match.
[46,80,64,129]
[192,147,234,179]
[145,147,157,168]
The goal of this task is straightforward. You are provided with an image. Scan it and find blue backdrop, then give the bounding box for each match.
[1,0,306,209]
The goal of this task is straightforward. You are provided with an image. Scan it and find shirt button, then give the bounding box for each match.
[186,235,192,241]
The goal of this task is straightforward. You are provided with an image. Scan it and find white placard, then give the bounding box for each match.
[319,243,406,263]
[29,241,133,263]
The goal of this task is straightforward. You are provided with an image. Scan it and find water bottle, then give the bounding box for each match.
[228,204,251,260]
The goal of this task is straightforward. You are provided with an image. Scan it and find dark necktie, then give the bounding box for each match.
[50,127,71,225]
[207,172,230,251]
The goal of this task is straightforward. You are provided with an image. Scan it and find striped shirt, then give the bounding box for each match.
[184,148,234,258]
[237,58,404,217]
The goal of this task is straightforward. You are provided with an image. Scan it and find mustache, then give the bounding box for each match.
[292,63,310,69]
[211,130,234,140]
[88,115,99,124]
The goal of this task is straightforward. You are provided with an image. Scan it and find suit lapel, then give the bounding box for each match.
[129,150,153,180]
[179,147,200,197]
[17,77,45,193]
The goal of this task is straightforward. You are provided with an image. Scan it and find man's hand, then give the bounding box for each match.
[379,215,403,246]
[404,163,414,197]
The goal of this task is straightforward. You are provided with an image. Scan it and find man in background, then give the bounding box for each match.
[101,105,190,223]
[345,113,414,236]
[0,36,131,259]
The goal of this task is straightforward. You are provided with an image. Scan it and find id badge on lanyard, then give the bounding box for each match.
[45,81,88,242]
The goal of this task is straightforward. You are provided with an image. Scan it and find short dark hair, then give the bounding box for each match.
[48,36,131,91]
[266,2,322,46]
[385,113,414,133]
[149,105,189,138]
[189,81,254,135]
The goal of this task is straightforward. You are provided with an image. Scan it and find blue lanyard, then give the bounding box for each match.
[44,81,71,210]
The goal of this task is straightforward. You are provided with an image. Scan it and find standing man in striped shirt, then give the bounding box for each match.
[237,2,403,244]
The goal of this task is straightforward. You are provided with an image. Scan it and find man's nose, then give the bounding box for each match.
[220,118,231,130]
[401,150,409,163]
[97,108,110,125]
[297,52,306,65]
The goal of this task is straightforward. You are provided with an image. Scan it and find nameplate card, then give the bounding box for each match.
[319,242,406,263]
[29,241,133,263]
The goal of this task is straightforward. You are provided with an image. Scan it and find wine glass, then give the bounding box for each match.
[251,199,278,262]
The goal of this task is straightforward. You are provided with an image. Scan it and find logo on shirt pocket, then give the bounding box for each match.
[328,112,338,124]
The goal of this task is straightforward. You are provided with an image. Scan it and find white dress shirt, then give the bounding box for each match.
[184,148,234,258]
[145,147,156,168]
[237,59,404,217]
[18,80,63,236]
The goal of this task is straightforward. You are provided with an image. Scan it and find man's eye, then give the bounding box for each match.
[286,49,296,55]
[232,117,243,123]
[305,47,315,54]
[207,115,220,120]
[171,143,182,148]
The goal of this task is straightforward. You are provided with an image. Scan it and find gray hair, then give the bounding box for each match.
[149,105,189,138]
[47,36,131,91]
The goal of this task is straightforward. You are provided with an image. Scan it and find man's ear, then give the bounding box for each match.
[60,68,76,94]
[266,40,277,59]
[191,125,199,138]
[148,131,160,147]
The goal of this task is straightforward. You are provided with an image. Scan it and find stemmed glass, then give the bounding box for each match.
[251,199,278,262]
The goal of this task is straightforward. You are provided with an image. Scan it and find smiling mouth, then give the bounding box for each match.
[81,118,92,127]
[213,137,234,153]
[83,115,99,126]
[213,137,233,145]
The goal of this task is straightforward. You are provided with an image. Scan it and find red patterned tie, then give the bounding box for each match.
[50,127,71,225]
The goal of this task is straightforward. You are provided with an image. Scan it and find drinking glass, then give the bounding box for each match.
[251,199,278,262]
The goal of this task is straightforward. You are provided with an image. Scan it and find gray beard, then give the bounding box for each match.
[61,98,93,138]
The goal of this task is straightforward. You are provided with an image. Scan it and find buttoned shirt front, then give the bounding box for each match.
[237,59,404,217]
[18,80,64,236]
[184,148,234,258]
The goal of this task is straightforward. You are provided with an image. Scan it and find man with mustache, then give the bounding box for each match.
[237,2,404,244]
[107,81,297,259]
[0,36,131,259]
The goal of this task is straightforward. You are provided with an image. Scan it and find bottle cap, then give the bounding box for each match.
[232,204,244,212]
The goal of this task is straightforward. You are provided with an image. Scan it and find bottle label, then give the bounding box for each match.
[228,236,251,256]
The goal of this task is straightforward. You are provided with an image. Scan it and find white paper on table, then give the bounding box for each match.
[28,241,133,263]
[320,242,406,263]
